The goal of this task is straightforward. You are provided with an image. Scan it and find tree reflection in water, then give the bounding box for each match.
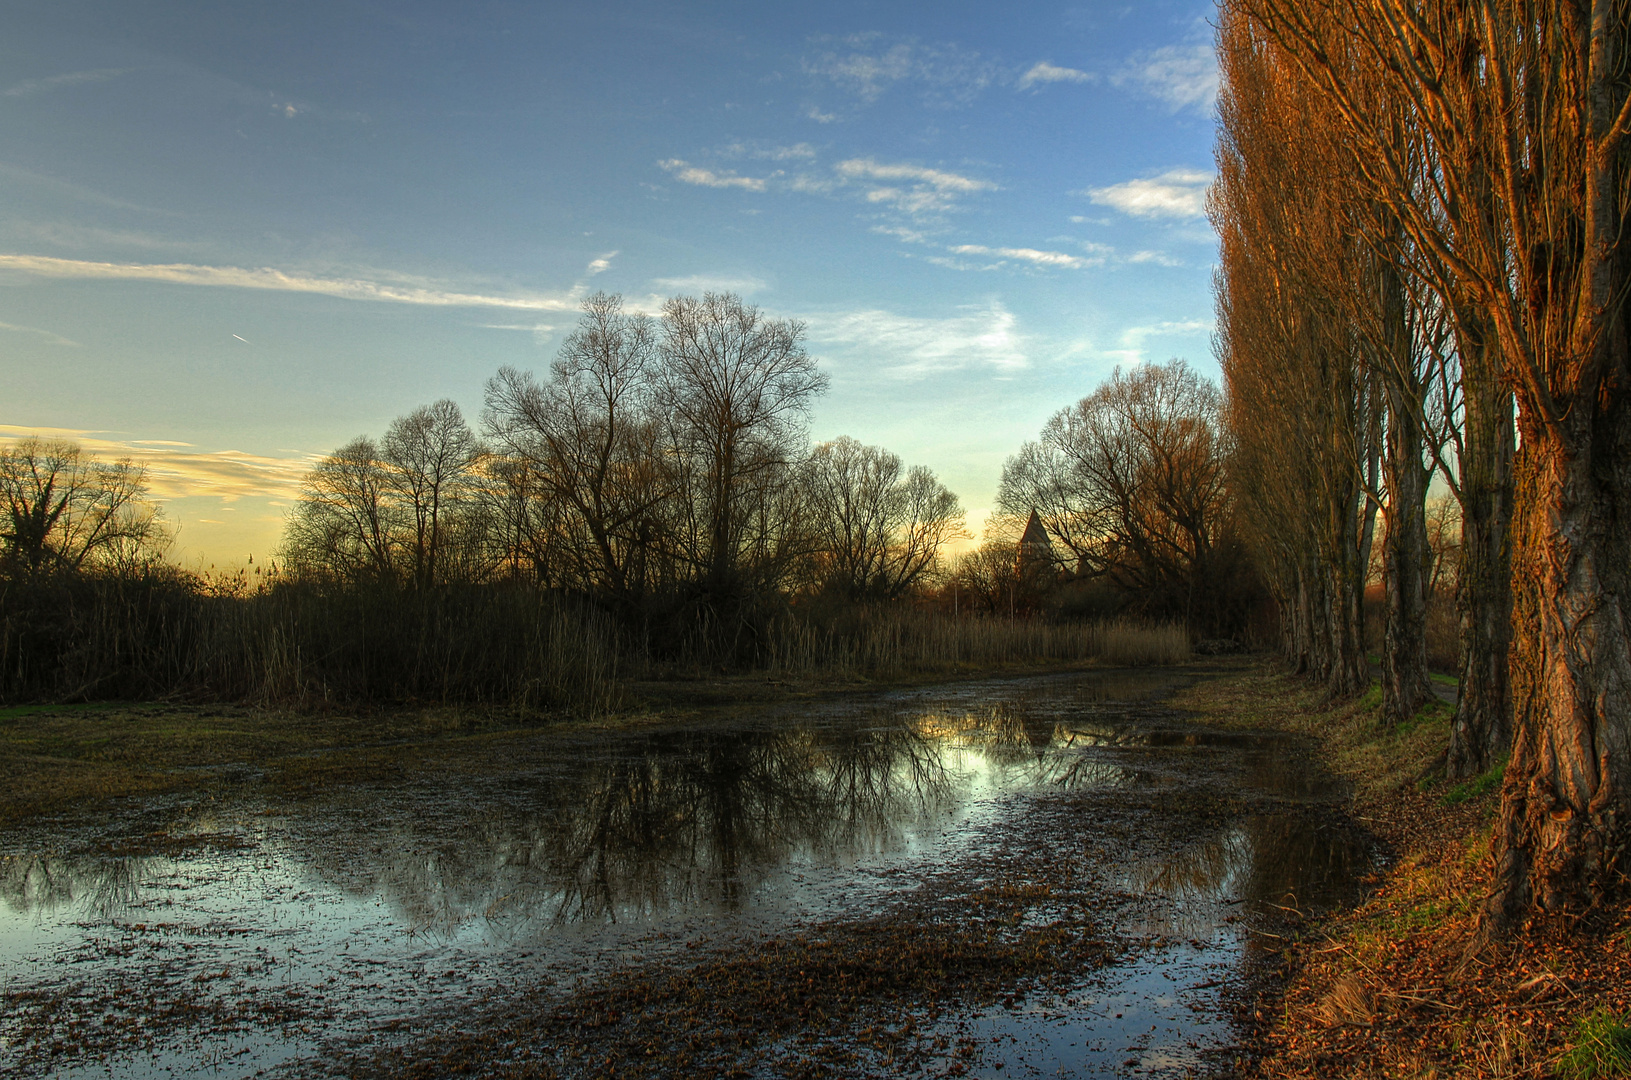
[0,851,145,921]
[329,715,968,938]
[0,679,1369,952]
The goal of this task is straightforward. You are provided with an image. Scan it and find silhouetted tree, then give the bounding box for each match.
[804,436,966,600]
[657,292,828,609]
[384,399,481,590]
[0,438,166,579]
[997,361,1238,633]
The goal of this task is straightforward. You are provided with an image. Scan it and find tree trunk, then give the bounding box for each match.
[1487,4,1631,924]
[1488,396,1631,923]
[1447,347,1513,780]
[1381,379,1432,722]
[1327,417,1379,700]
[1289,563,1314,674]
[1327,503,1370,698]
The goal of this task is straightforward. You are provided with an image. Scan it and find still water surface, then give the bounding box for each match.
[0,670,1373,1077]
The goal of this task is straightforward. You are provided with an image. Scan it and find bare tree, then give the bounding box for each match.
[1236,0,1631,923]
[470,454,569,585]
[998,361,1236,633]
[282,436,399,585]
[0,439,167,578]
[484,293,672,605]
[657,292,828,605]
[804,436,967,600]
[952,539,1024,617]
[1213,11,1385,694]
[382,399,480,589]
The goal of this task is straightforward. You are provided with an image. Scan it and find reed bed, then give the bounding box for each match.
[0,575,624,715]
[0,574,1188,714]
[766,609,1189,676]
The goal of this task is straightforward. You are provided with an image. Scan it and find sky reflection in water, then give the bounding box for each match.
[0,670,1371,1077]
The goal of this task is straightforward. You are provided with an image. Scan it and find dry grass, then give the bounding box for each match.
[765,611,1189,676]
[4,573,1188,718]
[1321,974,1376,1027]
[0,576,628,715]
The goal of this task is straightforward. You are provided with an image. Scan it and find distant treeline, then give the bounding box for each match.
[278,293,963,620]
[0,291,1214,710]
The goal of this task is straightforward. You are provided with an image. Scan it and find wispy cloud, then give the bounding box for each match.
[835,159,994,194]
[807,301,1026,378]
[659,150,997,221]
[804,105,838,123]
[478,321,557,346]
[1085,169,1212,219]
[585,251,618,276]
[650,274,767,296]
[3,68,135,98]
[804,36,999,107]
[723,141,817,161]
[0,254,579,310]
[948,244,1096,269]
[1114,44,1218,114]
[1127,250,1183,267]
[871,224,932,244]
[0,320,79,347]
[1103,318,1215,365]
[1017,61,1095,90]
[658,159,770,191]
[0,424,316,503]
[836,157,997,217]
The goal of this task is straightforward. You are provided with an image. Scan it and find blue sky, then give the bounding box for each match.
[0,1,1219,566]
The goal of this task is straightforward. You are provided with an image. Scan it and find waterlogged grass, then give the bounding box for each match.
[0,631,1198,828]
[1558,1009,1631,1080]
[1175,665,1448,802]
[0,702,558,826]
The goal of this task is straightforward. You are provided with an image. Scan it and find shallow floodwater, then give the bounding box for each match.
[0,670,1373,1078]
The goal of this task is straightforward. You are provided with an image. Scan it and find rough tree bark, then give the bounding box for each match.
[1484,0,1631,923]
[1490,393,1631,920]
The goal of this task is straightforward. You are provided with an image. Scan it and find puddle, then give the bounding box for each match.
[0,670,1371,1077]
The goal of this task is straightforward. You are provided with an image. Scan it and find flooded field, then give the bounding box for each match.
[1,669,1375,1078]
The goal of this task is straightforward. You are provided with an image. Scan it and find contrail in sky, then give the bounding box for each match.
[232,334,249,344]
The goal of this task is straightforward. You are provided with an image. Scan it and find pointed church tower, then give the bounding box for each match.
[1016,509,1052,574]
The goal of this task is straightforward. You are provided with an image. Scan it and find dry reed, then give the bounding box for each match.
[0,574,1188,714]
[765,609,1189,676]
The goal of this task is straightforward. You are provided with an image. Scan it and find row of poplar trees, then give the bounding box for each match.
[1212,0,1631,929]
